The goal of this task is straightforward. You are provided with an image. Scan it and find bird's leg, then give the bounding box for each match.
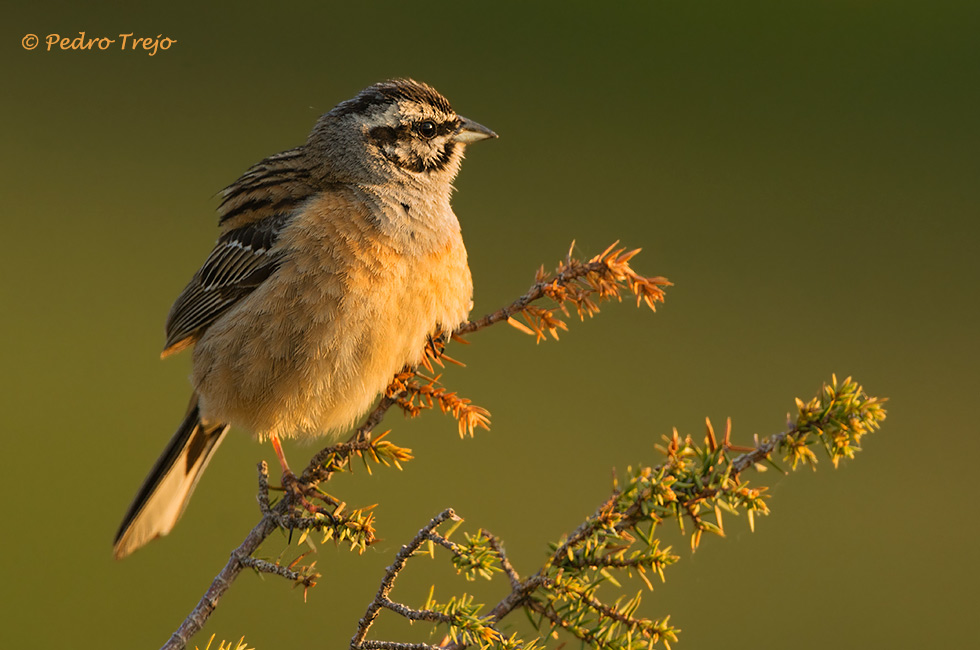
[270,434,292,475]
[270,435,322,515]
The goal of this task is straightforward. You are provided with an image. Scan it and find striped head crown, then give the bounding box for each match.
[309,79,496,183]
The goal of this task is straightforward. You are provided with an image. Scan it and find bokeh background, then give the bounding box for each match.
[4,1,978,648]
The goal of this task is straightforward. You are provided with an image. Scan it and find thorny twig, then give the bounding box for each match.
[433,390,884,650]
[457,242,669,338]
[161,398,398,650]
[351,510,461,649]
[160,243,668,650]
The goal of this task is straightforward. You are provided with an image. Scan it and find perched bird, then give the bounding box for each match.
[113,79,496,559]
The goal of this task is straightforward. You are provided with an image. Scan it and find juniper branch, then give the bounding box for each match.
[351,509,461,649]
[360,641,439,650]
[161,509,281,650]
[237,556,314,586]
[161,401,399,650]
[160,242,666,650]
[302,396,399,484]
[427,532,460,554]
[439,376,884,649]
[457,243,668,337]
[484,533,521,590]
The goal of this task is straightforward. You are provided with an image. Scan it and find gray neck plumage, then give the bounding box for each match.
[352,181,460,253]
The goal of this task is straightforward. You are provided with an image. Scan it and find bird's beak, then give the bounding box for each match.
[454,116,498,144]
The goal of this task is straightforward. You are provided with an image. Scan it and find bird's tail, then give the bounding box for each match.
[113,395,229,559]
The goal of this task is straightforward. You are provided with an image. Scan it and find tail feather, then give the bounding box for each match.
[113,396,229,559]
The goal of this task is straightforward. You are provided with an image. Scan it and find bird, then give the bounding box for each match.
[113,79,496,559]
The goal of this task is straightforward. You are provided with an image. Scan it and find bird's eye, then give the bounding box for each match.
[415,120,437,139]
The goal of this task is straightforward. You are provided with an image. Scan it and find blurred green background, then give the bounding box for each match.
[3,1,978,648]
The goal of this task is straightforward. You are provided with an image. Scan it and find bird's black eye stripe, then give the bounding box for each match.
[415,120,437,139]
[412,118,462,140]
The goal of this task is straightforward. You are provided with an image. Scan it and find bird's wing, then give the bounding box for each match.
[162,148,315,356]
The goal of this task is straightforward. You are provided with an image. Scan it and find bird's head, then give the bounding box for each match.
[309,79,496,190]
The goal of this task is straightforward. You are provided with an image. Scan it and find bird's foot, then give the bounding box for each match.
[280,469,327,517]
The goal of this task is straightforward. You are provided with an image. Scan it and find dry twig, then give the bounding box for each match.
[160,242,669,650]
